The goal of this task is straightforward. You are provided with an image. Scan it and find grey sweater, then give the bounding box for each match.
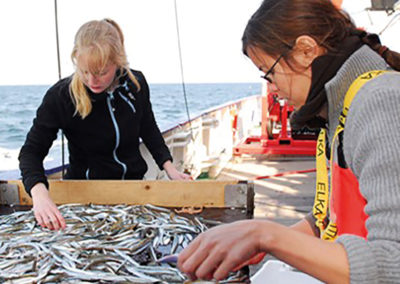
[326,45,400,283]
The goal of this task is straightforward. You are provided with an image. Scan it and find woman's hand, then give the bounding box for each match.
[232,252,266,271]
[178,217,350,283]
[178,220,269,281]
[167,170,192,180]
[163,160,192,180]
[31,183,66,230]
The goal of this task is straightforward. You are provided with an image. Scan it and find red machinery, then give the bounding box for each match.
[233,88,318,157]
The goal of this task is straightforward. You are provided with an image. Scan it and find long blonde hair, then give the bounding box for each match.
[70,18,140,119]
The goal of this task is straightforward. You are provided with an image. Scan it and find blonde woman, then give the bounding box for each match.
[19,19,190,231]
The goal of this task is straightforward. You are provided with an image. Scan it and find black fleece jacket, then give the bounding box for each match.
[19,70,172,195]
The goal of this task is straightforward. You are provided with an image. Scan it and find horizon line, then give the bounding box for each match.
[0,81,262,87]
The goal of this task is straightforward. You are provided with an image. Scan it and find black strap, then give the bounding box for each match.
[337,131,348,168]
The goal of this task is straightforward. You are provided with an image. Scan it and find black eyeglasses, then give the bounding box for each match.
[260,53,284,84]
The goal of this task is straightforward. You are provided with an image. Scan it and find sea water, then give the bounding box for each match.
[0,82,261,178]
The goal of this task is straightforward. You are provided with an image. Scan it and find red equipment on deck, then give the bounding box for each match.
[233,88,317,157]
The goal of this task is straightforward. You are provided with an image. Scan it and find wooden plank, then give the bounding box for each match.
[6,180,243,207]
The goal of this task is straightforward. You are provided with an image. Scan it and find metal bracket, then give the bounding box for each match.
[224,183,248,208]
[0,183,19,205]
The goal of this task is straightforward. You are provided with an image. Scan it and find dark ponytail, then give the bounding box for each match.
[242,0,400,71]
[355,30,400,71]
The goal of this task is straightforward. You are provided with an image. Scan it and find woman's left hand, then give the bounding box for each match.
[167,168,192,180]
[178,220,266,281]
[163,160,192,180]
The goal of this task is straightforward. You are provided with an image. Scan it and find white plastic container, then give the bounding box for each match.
[251,260,324,284]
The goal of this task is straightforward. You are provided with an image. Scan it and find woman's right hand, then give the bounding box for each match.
[31,183,66,230]
[178,220,268,281]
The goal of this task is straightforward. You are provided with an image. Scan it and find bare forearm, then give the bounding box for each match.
[31,182,48,197]
[290,218,317,236]
[162,160,174,172]
[263,222,349,284]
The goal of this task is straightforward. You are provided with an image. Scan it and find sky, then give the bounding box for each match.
[342,0,400,50]
[0,0,399,85]
[0,0,263,85]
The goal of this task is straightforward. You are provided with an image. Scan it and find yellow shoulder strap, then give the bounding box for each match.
[337,70,387,132]
[313,70,388,241]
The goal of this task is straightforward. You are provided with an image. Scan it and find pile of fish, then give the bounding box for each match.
[0,204,249,283]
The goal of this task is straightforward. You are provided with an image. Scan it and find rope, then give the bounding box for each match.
[256,168,318,180]
[54,0,65,179]
[379,12,400,35]
[173,0,194,141]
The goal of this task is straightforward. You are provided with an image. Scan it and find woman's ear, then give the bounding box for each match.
[291,35,322,68]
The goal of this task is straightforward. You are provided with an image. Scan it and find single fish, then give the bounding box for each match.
[157,253,179,264]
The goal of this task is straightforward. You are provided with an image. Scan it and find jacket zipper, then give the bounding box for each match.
[106,93,127,179]
[117,91,136,113]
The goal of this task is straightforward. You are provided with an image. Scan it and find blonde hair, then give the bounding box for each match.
[69,18,140,119]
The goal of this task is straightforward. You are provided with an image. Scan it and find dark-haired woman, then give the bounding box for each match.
[178,0,400,283]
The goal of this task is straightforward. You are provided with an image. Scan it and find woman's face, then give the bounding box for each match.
[77,57,118,94]
[247,46,312,109]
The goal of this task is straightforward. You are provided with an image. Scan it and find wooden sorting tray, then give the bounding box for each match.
[0,180,254,281]
[0,180,254,222]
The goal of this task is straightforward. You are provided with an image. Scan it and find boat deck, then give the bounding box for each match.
[216,154,316,275]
